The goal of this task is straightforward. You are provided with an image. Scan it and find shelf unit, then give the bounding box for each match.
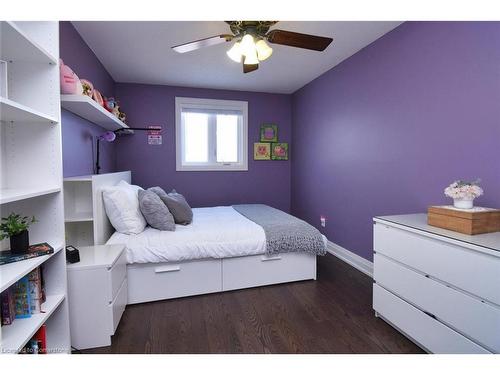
[64,171,130,247]
[0,186,61,205]
[0,245,63,293]
[61,94,132,132]
[0,21,70,354]
[0,97,58,124]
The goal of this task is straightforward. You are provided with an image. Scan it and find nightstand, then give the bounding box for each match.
[67,244,127,350]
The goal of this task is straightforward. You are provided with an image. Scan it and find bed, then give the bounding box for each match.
[95,173,327,304]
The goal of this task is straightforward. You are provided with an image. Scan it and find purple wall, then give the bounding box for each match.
[114,83,292,211]
[291,21,500,261]
[60,21,117,177]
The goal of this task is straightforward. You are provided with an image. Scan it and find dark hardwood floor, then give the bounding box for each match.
[82,254,424,354]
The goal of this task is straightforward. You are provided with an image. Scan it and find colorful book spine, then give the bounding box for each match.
[28,268,43,314]
[33,325,47,354]
[1,288,15,325]
[13,276,31,319]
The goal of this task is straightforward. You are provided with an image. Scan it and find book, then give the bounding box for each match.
[13,276,31,318]
[0,242,54,265]
[1,288,15,325]
[33,325,47,354]
[28,268,43,314]
[21,325,47,354]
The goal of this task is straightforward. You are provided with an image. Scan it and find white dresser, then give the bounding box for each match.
[67,244,127,350]
[373,214,500,354]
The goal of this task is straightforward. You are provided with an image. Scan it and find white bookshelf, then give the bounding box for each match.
[0,21,70,354]
[63,171,130,247]
[0,97,58,124]
[0,186,61,205]
[61,94,132,132]
[0,246,64,293]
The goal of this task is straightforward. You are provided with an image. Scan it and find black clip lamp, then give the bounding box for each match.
[95,127,161,174]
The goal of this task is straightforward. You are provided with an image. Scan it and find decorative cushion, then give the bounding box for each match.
[102,180,147,235]
[138,190,175,231]
[148,187,193,225]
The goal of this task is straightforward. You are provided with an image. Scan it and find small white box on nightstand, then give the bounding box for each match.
[67,244,127,350]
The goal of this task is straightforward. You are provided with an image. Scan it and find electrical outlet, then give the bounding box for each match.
[320,215,326,227]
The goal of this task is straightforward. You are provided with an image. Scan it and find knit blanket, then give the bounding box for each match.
[232,204,326,256]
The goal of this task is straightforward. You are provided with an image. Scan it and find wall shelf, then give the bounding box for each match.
[0,245,63,293]
[0,294,65,353]
[0,97,58,124]
[61,95,131,132]
[0,21,58,65]
[0,186,61,205]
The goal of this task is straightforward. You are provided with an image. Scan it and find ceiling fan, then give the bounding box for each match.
[172,21,333,73]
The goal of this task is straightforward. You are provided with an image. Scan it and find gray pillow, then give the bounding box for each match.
[138,190,175,231]
[148,187,193,225]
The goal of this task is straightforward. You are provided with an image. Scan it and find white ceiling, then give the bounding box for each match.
[72,21,402,94]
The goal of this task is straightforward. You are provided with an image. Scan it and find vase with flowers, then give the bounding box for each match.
[444,179,483,209]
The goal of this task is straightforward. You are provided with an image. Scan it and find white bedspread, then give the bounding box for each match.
[107,206,267,264]
[107,206,328,264]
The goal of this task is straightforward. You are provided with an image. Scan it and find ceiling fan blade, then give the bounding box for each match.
[266,29,332,51]
[172,34,233,53]
[243,63,259,73]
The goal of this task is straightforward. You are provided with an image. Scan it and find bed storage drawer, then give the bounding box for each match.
[374,223,500,305]
[374,253,500,352]
[373,284,490,354]
[127,259,222,304]
[222,252,316,291]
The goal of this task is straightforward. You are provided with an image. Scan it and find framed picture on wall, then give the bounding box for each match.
[254,143,271,160]
[260,124,278,142]
[271,143,288,160]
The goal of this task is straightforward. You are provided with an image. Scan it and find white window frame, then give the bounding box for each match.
[175,97,248,171]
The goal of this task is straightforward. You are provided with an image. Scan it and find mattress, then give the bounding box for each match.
[106,206,327,264]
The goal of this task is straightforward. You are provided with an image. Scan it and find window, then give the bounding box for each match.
[175,97,248,171]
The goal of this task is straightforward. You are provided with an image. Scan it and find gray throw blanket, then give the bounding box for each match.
[232,204,326,256]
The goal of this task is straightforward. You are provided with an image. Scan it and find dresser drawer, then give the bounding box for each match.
[374,253,500,352]
[222,252,316,291]
[374,223,500,305]
[373,284,490,353]
[108,277,127,335]
[127,259,222,304]
[107,250,127,303]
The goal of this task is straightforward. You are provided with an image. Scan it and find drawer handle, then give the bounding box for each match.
[155,265,181,273]
[261,255,282,262]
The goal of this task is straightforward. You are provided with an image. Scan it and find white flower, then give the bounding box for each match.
[444,180,484,200]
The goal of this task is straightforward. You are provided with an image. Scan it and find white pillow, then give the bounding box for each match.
[102,180,147,234]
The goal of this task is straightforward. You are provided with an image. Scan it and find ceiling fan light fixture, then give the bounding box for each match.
[226,41,242,63]
[240,34,256,58]
[243,49,259,65]
[255,39,273,61]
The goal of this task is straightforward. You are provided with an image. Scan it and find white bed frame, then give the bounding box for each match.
[93,172,317,305]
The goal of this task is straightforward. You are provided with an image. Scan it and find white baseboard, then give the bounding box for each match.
[326,241,373,278]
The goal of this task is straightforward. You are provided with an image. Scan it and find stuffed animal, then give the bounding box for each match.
[118,109,126,123]
[92,89,104,107]
[80,79,94,97]
[59,59,83,95]
[112,104,120,118]
[103,97,116,113]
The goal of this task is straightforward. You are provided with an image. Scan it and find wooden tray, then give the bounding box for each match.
[428,206,500,235]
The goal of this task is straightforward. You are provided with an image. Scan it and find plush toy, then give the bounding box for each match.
[80,79,94,97]
[118,109,126,123]
[112,104,120,118]
[103,97,116,113]
[59,59,83,95]
[92,89,104,107]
